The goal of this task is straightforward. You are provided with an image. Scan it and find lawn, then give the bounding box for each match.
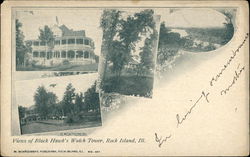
[16,63,98,71]
[20,118,101,134]
[102,75,154,98]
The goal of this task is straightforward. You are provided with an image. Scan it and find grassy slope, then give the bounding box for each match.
[103,75,153,98]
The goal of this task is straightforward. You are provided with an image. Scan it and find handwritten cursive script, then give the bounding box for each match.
[209,33,248,87]
[154,33,248,148]
[154,133,172,148]
[176,91,210,127]
[220,64,245,95]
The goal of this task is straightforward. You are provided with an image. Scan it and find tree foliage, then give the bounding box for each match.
[34,86,57,118]
[100,9,157,77]
[84,82,100,112]
[75,92,85,111]
[16,19,31,66]
[139,27,158,72]
[39,25,55,49]
[221,11,234,44]
[62,83,76,115]
[157,22,184,65]
[99,9,123,81]
[18,106,27,120]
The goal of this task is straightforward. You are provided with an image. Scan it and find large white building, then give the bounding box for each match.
[27,24,96,66]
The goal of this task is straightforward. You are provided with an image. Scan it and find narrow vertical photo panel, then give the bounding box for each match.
[97,9,161,99]
[13,72,102,135]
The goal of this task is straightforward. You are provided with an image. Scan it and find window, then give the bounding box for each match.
[40,41,46,46]
[84,39,90,45]
[61,51,66,58]
[33,51,39,57]
[55,40,60,45]
[47,51,52,59]
[68,39,75,44]
[40,51,46,58]
[67,50,75,58]
[76,51,83,58]
[53,51,59,58]
[84,51,89,58]
[76,39,83,44]
[33,41,39,46]
[56,51,60,58]
[62,39,67,45]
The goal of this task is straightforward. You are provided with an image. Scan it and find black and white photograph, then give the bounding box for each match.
[1,1,248,156]
[14,72,102,135]
[156,8,236,75]
[15,9,102,71]
[98,9,161,98]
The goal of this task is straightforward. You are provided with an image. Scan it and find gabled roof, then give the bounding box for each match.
[59,24,86,37]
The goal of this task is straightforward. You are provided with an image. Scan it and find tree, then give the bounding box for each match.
[99,9,122,82]
[34,86,57,118]
[221,11,234,44]
[157,22,183,65]
[75,92,85,112]
[39,25,55,50]
[18,106,27,121]
[100,9,157,78]
[61,83,76,115]
[108,41,127,76]
[16,19,30,66]
[84,82,100,113]
[139,26,159,75]
[117,9,156,75]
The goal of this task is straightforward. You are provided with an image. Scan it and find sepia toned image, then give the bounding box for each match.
[15,9,102,71]
[14,72,102,135]
[98,9,160,98]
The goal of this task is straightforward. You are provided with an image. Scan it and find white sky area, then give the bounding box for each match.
[16,8,225,57]
[160,8,227,28]
[16,8,157,56]
[15,73,97,108]
[16,9,103,56]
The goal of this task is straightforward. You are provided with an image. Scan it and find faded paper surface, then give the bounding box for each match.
[1,0,249,156]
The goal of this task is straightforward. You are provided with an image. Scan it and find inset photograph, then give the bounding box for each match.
[14,72,101,135]
[98,9,161,98]
[15,9,102,71]
[156,8,236,75]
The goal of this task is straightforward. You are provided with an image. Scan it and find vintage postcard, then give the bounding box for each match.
[1,0,249,156]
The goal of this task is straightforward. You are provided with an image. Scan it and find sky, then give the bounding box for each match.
[161,8,227,28]
[16,8,157,57]
[16,9,103,56]
[16,8,226,57]
[15,73,98,108]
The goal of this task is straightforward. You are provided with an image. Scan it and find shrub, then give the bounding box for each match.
[65,113,81,124]
[62,59,70,65]
[31,60,38,67]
